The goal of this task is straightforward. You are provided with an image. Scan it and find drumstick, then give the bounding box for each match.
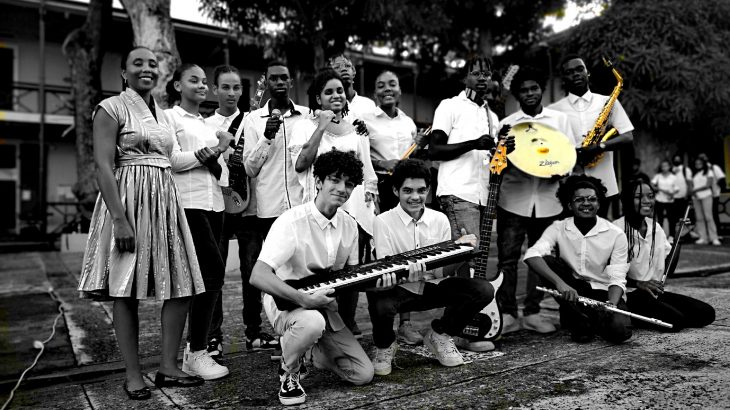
[400,126,432,160]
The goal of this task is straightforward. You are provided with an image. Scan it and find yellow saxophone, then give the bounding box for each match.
[581,57,623,168]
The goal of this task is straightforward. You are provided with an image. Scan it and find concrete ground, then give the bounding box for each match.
[0,242,729,409]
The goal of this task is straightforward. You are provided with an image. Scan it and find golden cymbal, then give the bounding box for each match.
[506,121,576,178]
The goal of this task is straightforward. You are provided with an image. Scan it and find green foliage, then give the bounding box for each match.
[560,0,730,140]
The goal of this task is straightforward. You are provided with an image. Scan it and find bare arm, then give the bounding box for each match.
[524,256,578,302]
[427,130,482,161]
[295,111,336,172]
[93,109,135,252]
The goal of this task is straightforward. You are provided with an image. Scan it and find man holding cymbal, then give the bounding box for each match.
[496,66,576,335]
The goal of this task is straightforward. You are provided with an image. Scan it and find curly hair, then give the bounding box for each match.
[307,68,349,116]
[509,66,547,97]
[391,159,431,190]
[312,149,364,187]
[621,178,657,263]
[556,174,607,210]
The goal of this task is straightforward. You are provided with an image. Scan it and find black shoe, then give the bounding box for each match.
[207,337,224,363]
[246,332,280,351]
[278,358,309,382]
[123,382,151,400]
[278,370,306,405]
[154,372,205,388]
[570,329,595,343]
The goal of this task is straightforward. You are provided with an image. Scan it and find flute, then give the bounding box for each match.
[660,203,691,286]
[536,286,673,329]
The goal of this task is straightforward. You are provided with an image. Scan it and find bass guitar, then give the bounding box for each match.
[460,138,508,341]
[223,74,266,214]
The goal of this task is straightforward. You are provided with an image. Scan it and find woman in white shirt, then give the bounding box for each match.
[615,179,714,331]
[166,64,233,380]
[650,159,679,241]
[691,157,721,245]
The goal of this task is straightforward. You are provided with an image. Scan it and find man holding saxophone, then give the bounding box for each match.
[549,54,634,217]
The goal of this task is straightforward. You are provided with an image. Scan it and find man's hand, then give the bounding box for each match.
[498,124,512,138]
[576,144,602,165]
[636,279,664,299]
[406,261,426,283]
[375,272,399,291]
[353,119,369,136]
[216,130,235,150]
[473,134,496,151]
[414,128,429,147]
[455,228,477,248]
[195,147,223,179]
[264,116,282,139]
[301,288,336,309]
[379,159,399,173]
[502,135,516,154]
[556,281,579,303]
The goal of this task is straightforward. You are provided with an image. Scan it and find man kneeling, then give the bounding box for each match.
[523,175,632,344]
[368,159,495,376]
[250,150,374,406]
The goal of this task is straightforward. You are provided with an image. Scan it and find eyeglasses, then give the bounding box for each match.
[470,70,492,78]
[572,195,599,204]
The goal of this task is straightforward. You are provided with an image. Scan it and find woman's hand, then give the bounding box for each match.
[317,110,336,130]
[113,217,135,253]
[636,280,664,299]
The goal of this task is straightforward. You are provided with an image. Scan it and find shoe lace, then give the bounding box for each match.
[285,372,300,391]
[374,346,395,363]
[434,335,462,359]
[196,351,219,368]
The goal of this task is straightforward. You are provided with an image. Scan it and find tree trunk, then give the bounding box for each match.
[120,0,180,108]
[61,0,111,220]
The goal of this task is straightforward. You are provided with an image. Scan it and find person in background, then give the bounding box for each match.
[698,152,726,238]
[329,54,376,118]
[671,153,693,242]
[650,159,679,242]
[690,156,721,245]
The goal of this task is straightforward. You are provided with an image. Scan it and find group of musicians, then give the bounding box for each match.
[83,50,716,405]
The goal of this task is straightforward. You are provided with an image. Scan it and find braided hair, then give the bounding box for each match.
[621,178,657,264]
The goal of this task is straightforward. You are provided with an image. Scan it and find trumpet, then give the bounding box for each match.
[536,286,673,329]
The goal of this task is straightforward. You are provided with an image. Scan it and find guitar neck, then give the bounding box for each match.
[473,176,502,278]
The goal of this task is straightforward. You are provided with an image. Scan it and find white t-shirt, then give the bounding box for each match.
[710,164,726,197]
[692,170,715,200]
[672,165,692,198]
[651,173,679,203]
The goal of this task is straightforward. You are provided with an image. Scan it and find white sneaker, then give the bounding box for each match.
[712,239,722,246]
[183,345,229,380]
[372,340,398,376]
[423,330,464,367]
[397,321,423,345]
[695,239,708,245]
[453,336,495,352]
[522,314,557,334]
[501,314,521,334]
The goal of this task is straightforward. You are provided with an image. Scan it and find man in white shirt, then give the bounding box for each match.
[368,159,494,377]
[496,67,576,335]
[428,56,504,271]
[330,54,377,118]
[250,150,374,406]
[549,54,634,218]
[524,175,632,344]
[243,61,308,235]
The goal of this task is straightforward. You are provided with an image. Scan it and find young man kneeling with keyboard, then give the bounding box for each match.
[368,159,495,376]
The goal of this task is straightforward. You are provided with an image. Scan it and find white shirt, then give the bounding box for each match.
[361,107,417,166]
[242,100,308,218]
[673,165,692,198]
[205,108,258,216]
[548,91,634,197]
[613,216,671,283]
[258,201,359,330]
[433,91,500,205]
[524,217,629,292]
[374,205,452,294]
[651,173,679,203]
[710,164,726,197]
[693,170,714,200]
[167,106,225,212]
[498,107,575,218]
[348,93,377,119]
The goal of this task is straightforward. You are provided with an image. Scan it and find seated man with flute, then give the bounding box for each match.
[368,159,494,376]
[523,174,633,344]
[250,150,374,406]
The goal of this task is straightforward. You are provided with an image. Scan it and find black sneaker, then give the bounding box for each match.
[207,337,223,363]
[246,332,280,351]
[278,371,306,406]
[278,358,309,382]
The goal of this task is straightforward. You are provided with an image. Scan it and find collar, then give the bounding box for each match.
[213,108,241,121]
[172,105,204,120]
[458,90,487,107]
[512,108,548,121]
[374,106,400,118]
[309,201,338,230]
[565,216,609,237]
[567,90,593,105]
[264,99,302,117]
[395,204,428,227]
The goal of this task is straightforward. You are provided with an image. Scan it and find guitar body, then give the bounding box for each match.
[462,271,504,340]
[460,138,508,342]
[222,186,247,214]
